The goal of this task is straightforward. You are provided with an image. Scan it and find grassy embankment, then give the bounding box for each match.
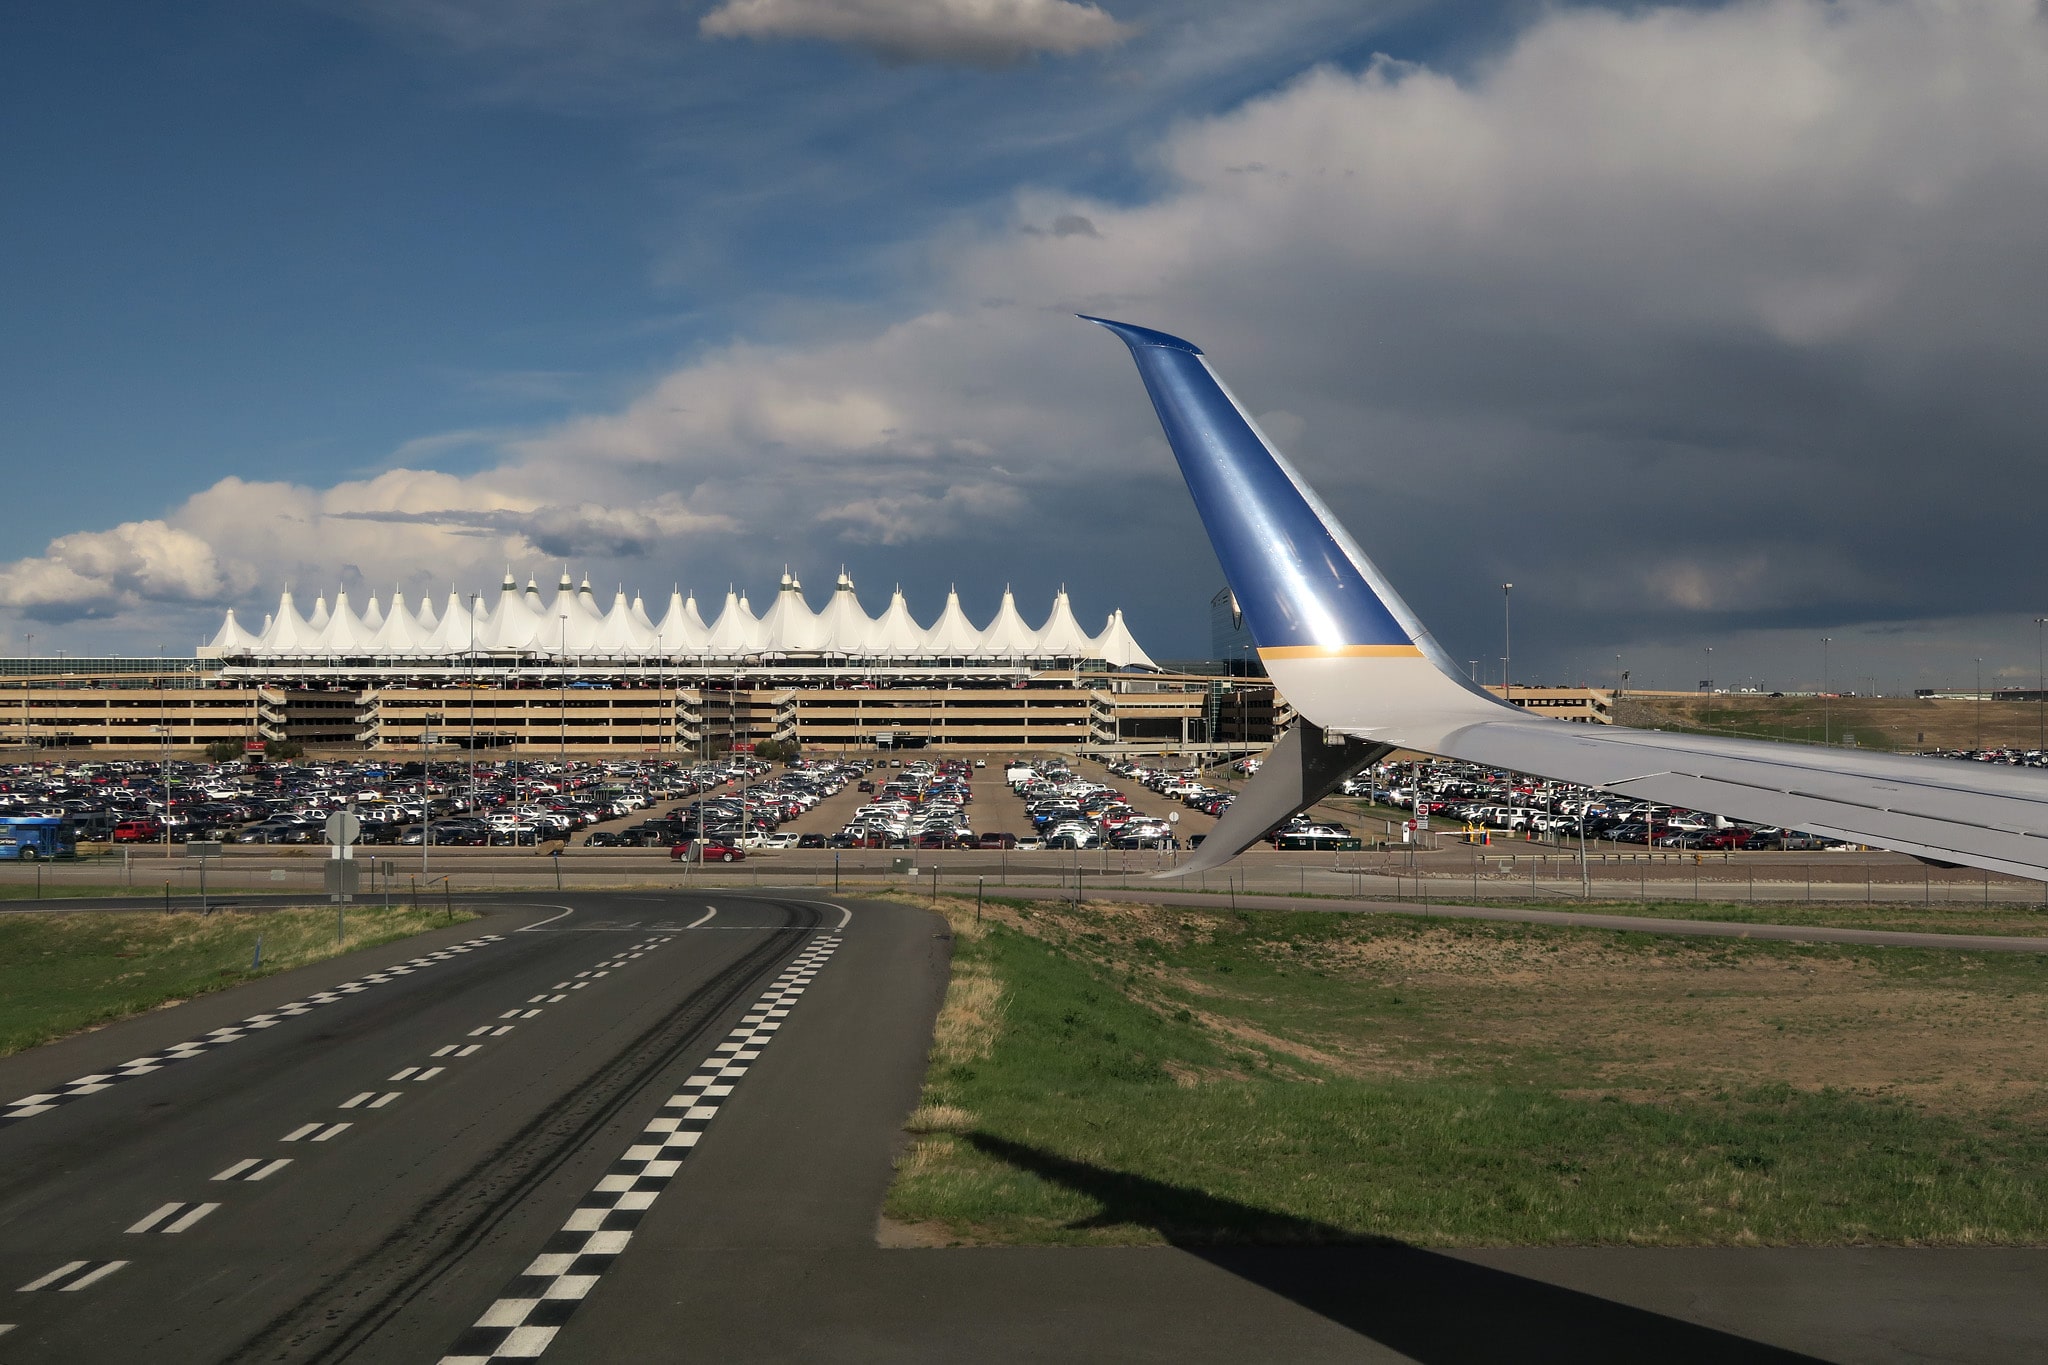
[885,894,2048,1247]
[1616,692,2042,752]
[1423,898,2048,937]
[1174,889,2048,938]
[0,904,475,1057]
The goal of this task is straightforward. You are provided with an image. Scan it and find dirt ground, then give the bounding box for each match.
[998,897,2048,1125]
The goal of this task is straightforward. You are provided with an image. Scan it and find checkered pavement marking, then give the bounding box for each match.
[0,934,502,1129]
[438,933,844,1365]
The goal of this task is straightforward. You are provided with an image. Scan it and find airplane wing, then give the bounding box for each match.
[1082,316,2048,882]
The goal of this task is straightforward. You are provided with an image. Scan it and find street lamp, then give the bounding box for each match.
[2034,617,2046,753]
[422,712,440,875]
[1501,583,1513,705]
[21,633,32,750]
[1821,637,1833,746]
[1975,657,1984,752]
[559,614,569,767]
[152,725,172,857]
[1702,646,1712,693]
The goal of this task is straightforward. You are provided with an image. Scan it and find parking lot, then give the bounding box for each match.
[2,749,2042,909]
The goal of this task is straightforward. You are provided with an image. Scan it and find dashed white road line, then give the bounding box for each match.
[213,1158,292,1183]
[18,1260,128,1293]
[126,1202,220,1235]
[0,934,504,1130]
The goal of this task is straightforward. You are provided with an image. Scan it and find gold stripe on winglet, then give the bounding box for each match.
[1258,644,1424,660]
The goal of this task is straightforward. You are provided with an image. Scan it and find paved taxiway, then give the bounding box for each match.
[0,891,2041,1362]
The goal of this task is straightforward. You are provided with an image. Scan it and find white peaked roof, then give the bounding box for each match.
[367,591,425,655]
[593,589,653,654]
[704,590,760,655]
[542,572,581,654]
[418,590,472,656]
[814,571,875,654]
[653,590,707,653]
[200,608,261,657]
[213,573,1158,668]
[265,591,314,653]
[977,587,1038,657]
[1034,587,1094,657]
[308,590,368,655]
[923,587,983,657]
[1091,610,1159,670]
[758,572,821,653]
[480,573,541,652]
[866,588,926,656]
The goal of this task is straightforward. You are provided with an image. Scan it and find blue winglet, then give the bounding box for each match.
[1082,316,1411,652]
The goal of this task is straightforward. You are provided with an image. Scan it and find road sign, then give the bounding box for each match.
[244,740,266,753]
[324,812,363,846]
[185,841,223,859]
[1168,811,1180,824]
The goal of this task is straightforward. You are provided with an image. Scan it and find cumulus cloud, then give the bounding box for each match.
[0,469,730,634]
[0,521,242,622]
[699,0,1132,66]
[20,0,2048,683]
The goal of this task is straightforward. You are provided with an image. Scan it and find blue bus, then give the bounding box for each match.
[0,817,76,861]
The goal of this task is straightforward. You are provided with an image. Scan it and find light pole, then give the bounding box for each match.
[1501,583,1513,706]
[154,725,172,857]
[422,712,439,875]
[468,592,479,816]
[1702,646,1712,692]
[559,614,569,767]
[21,633,32,749]
[1821,637,1833,746]
[1975,657,1984,752]
[2035,617,2046,753]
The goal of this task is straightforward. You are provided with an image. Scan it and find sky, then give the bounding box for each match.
[3,0,2046,695]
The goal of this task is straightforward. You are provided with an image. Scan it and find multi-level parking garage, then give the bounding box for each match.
[2,573,1292,755]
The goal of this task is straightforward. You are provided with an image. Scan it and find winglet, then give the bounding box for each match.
[1081,315,1420,656]
[1086,316,1502,873]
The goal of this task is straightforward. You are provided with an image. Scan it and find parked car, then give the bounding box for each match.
[975,831,1018,849]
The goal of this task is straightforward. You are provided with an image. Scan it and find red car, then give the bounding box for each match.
[671,841,744,863]
[112,819,164,843]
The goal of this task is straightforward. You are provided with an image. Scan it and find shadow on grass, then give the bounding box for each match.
[966,1133,1823,1365]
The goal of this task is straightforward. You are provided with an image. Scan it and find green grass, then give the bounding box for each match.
[1428,897,2048,938]
[886,898,2048,1246]
[0,904,475,1057]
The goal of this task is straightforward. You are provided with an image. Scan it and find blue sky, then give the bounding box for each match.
[5,1,2047,695]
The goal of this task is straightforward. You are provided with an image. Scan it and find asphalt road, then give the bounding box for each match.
[2,890,2043,1362]
[0,890,946,1362]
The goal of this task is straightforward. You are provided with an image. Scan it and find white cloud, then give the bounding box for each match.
[0,521,240,621]
[700,0,1132,66]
